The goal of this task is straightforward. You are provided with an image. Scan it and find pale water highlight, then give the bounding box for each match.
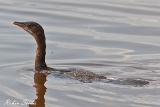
[0,0,160,107]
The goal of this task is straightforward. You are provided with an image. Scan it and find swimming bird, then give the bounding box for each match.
[13,21,106,82]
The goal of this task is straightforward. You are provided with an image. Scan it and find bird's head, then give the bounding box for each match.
[13,21,45,40]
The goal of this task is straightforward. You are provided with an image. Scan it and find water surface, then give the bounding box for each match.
[0,0,160,107]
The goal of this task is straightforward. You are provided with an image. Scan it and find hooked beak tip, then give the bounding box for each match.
[13,21,25,27]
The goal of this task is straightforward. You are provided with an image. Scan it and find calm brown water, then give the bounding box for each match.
[0,0,160,107]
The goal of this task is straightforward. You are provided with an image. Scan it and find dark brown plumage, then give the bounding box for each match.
[13,21,48,71]
[13,21,106,82]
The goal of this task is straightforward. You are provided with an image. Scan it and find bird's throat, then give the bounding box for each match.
[35,36,47,71]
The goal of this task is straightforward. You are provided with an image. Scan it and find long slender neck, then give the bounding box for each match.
[34,34,47,71]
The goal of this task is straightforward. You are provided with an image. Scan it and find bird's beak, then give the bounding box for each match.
[13,21,25,28]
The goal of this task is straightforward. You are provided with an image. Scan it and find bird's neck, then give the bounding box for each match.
[34,34,47,71]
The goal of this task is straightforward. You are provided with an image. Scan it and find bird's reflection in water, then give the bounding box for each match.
[29,73,47,107]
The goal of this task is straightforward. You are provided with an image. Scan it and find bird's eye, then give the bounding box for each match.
[27,24,32,27]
